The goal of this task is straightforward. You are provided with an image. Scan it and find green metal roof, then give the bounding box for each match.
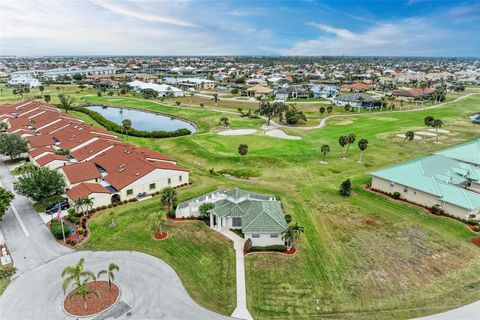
[209,189,287,233]
[371,153,480,210]
[435,140,480,166]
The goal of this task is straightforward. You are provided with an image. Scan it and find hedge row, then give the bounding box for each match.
[70,106,192,138]
[250,245,287,252]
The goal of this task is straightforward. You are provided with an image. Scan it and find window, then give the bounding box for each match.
[168,178,171,185]
[179,175,182,182]
[149,183,156,190]
[232,217,242,227]
[126,189,133,196]
[403,186,408,193]
[252,234,260,238]
[270,234,278,238]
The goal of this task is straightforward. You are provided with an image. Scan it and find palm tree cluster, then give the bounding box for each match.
[58,94,75,114]
[424,116,444,143]
[160,187,177,214]
[74,196,94,216]
[62,258,120,310]
[281,222,305,250]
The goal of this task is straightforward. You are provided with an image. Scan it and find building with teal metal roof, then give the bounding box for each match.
[176,188,288,246]
[371,142,480,219]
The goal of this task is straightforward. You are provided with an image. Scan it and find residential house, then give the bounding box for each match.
[176,188,288,246]
[245,85,273,98]
[6,77,41,88]
[333,93,380,110]
[392,88,435,100]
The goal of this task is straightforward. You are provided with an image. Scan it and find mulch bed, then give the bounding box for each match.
[153,231,169,240]
[470,237,480,248]
[64,281,119,317]
[244,246,297,256]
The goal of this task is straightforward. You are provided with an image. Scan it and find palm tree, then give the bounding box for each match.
[326,106,333,114]
[320,144,330,163]
[44,94,51,104]
[432,119,444,143]
[189,92,194,106]
[61,258,96,294]
[424,116,434,129]
[83,197,94,215]
[122,119,132,139]
[319,107,326,117]
[58,94,75,114]
[338,135,348,158]
[405,131,415,141]
[211,93,220,108]
[69,278,99,310]
[56,86,61,96]
[345,133,356,157]
[281,223,305,250]
[357,138,368,162]
[238,143,248,162]
[148,212,165,236]
[200,102,205,109]
[97,263,120,290]
[160,187,177,213]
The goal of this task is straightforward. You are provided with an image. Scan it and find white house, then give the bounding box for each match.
[6,77,41,88]
[126,80,184,97]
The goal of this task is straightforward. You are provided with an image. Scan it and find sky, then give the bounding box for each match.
[0,0,479,57]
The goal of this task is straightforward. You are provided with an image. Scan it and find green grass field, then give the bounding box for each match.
[2,85,480,318]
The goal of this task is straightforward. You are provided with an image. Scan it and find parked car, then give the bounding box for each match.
[136,192,147,199]
[45,198,70,214]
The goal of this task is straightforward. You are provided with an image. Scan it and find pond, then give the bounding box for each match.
[86,105,197,133]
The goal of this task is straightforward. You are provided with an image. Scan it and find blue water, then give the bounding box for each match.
[86,106,197,132]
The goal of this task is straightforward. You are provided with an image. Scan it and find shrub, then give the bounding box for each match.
[468,218,479,226]
[244,238,252,251]
[66,213,80,224]
[250,245,287,252]
[83,230,88,237]
[123,200,128,204]
[101,205,107,210]
[90,208,96,213]
[67,208,76,215]
[50,220,71,240]
[77,227,85,235]
[431,205,443,215]
[392,192,401,199]
[66,239,77,246]
[155,191,160,195]
[108,204,113,208]
[284,214,292,224]
[0,266,16,279]
[339,178,352,196]
[112,203,118,207]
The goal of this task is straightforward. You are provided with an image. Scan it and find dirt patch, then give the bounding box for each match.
[63,281,119,317]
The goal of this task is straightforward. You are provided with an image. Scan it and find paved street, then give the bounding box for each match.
[0,157,234,320]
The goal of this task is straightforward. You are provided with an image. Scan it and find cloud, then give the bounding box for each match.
[270,18,452,56]
[88,0,198,27]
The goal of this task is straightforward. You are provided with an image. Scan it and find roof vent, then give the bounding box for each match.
[119,164,125,172]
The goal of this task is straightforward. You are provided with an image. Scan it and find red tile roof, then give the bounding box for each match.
[29,147,55,158]
[27,134,55,148]
[66,183,110,201]
[61,161,101,184]
[393,88,435,98]
[70,139,115,161]
[35,154,68,166]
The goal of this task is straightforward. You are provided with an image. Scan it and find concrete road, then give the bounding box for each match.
[0,251,232,320]
[0,157,72,275]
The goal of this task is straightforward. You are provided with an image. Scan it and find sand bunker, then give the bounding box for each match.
[265,129,301,140]
[217,129,257,136]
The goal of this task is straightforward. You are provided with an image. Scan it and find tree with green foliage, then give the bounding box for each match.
[339,178,352,196]
[58,94,75,114]
[285,105,307,125]
[257,101,285,126]
[14,167,65,201]
[220,117,230,128]
[211,92,220,108]
[38,85,45,96]
[405,131,415,141]
[0,121,8,132]
[0,133,29,159]
[338,135,348,159]
[44,94,51,104]
[97,263,120,290]
[238,144,249,162]
[0,187,14,222]
[319,106,326,117]
[281,222,305,250]
[320,144,330,163]
[160,187,177,213]
[357,138,369,162]
[327,106,333,114]
[345,133,356,157]
[199,202,214,220]
[424,116,434,128]
[148,212,165,236]
[122,119,132,138]
[61,258,96,294]
[432,119,444,143]
[56,86,61,95]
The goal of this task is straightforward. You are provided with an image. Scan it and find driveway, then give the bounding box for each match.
[0,251,232,320]
[0,157,233,320]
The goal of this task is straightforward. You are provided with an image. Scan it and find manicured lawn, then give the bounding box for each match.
[2,86,480,318]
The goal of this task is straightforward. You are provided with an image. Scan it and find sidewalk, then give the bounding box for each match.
[219,229,254,320]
